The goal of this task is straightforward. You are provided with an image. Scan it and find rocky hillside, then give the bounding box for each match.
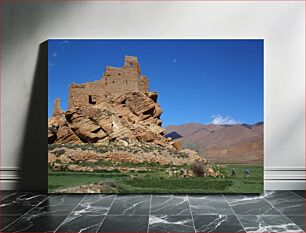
[49,92,172,147]
[48,91,204,165]
[165,122,263,164]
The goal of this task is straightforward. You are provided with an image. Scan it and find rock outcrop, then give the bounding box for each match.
[48,91,169,147]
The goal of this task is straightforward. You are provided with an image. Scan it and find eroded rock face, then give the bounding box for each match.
[48,91,168,147]
[48,114,82,144]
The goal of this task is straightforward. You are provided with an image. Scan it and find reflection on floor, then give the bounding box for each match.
[0,190,304,232]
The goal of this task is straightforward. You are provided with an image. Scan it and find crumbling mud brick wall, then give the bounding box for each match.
[68,56,149,108]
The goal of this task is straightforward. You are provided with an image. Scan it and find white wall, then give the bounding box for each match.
[1,1,304,190]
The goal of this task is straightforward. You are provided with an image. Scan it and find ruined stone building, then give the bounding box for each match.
[68,56,149,108]
[49,55,166,146]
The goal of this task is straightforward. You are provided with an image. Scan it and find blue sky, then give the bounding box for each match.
[48,39,263,126]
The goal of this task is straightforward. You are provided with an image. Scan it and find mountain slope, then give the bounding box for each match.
[165,122,263,164]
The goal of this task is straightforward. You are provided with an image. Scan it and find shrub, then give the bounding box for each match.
[99,180,118,188]
[52,149,65,156]
[97,147,109,153]
[177,152,189,158]
[192,161,206,177]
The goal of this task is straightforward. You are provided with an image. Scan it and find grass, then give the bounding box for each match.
[222,164,263,193]
[48,167,129,192]
[48,173,103,191]
[48,164,263,193]
[119,175,233,193]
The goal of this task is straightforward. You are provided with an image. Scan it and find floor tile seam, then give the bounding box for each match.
[1,212,93,216]
[219,194,236,215]
[263,195,300,214]
[188,198,231,210]
[62,213,108,216]
[96,194,117,233]
[106,214,151,216]
[189,195,235,216]
[0,191,17,201]
[266,198,305,206]
[236,214,304,216]
[146,194,152,233]
[45,204,87,206]
[147,214,193,217]
[222,194,247,232]
[1,193,52,205]
[265,191,305,203]
[0,194,51,231]
[231,193,281,214]
[187,195,197,233]
[263,195,304,232]
[283,214,306,217]
[191,214,238,216]
[54,194,87,233]
[289,190,305,200]
[149,198,191,215]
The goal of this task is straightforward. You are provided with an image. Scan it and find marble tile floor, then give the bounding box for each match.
[0,191,304,233]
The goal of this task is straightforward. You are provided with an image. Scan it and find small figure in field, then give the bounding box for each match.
[244,168,250,177]
[231,168,236,176]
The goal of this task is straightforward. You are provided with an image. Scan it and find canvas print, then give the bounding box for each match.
[48,39,263,193]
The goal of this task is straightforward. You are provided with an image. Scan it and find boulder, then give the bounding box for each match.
[170,141,182,151]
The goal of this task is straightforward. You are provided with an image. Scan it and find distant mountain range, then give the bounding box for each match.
[165,122,263,164]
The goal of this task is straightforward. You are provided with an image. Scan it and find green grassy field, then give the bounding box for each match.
[48,164,263,193]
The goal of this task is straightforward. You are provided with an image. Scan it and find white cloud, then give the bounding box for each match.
[211,115,241,125]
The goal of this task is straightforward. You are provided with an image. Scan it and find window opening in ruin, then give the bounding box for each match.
[113,81,115,83]
[129,63,133,68]
[89,95,96,105]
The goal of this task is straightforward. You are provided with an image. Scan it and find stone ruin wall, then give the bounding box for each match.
[53,97,63,116]
[68,56,149,109]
